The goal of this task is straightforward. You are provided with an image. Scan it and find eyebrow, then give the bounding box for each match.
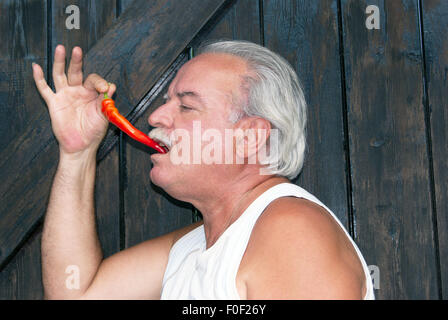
[177,90,205,103]
[164,91,204,103]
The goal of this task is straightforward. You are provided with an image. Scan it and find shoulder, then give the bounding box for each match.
[256,196,339,239]
[239,196,366,299]
[250,196,345,253]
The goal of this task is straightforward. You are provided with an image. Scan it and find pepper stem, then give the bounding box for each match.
[104,92,109,99]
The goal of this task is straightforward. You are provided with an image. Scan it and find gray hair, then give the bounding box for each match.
[197,40,307,180]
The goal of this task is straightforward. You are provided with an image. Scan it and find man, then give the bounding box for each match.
[32,40,374,299]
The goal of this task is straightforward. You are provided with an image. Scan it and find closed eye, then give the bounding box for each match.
[180,105,193,112]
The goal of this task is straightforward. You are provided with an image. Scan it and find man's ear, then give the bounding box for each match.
[234,117,271,163]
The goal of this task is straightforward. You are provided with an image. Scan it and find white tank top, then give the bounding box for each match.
[160,183,375,300]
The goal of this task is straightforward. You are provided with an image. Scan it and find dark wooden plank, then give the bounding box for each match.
[0,0,48,295]
[341,0,438,299]
[192,0,262,44]
[263,0,350,228]
[0,0,47,144]
[0,0,48,166]
[94,147,121,257]
[0,142,57,299]
[119,0,135,14]
[51,0,117,61]
[0,0,226,268]
[0,229,43,299]
[422,0,448,299]
[51,0,120,258]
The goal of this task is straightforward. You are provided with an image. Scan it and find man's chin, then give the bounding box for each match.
[149,167,163,187]
[150,165,175,190]
[150,170,184,203]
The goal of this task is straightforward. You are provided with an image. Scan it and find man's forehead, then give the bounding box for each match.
[167,53,247,97]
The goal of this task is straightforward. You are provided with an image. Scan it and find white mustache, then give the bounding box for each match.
[148,128,172,149]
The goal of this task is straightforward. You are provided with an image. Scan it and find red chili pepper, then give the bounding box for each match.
[101,93,167,153]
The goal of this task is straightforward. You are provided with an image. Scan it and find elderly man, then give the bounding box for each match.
[32,40,374,300]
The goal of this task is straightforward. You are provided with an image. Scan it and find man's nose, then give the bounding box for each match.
[148,102,173,128]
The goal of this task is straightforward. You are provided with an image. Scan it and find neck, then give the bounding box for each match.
[191,174,289,249]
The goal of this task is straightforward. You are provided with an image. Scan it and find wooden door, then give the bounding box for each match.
[0,0,446,300]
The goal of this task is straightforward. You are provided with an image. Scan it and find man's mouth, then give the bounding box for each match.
[151,138,170,153]
[158,142,170,153]
[148,129,171,153]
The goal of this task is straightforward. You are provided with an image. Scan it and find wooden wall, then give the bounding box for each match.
[0,0,446,300]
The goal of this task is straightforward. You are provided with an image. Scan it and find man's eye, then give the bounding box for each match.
[180,105,193,112]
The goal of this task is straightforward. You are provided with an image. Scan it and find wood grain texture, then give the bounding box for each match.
[422,0,448,299]
[263,0,350,228]
[0,0,49,270]
[341,0,438,299]
[192,0,262,44]
[119,0,135,14]
[0,229,43,299]
[51,0,117,61]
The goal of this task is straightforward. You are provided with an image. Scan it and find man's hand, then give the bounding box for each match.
[32,45,116,155]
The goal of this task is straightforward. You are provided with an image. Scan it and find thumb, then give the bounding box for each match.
[32,62,55,104]
[106,82,117,98]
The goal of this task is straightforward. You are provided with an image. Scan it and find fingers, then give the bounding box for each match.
[67,46,83,86]
[53,45,68,91]
[84,73,110,94]
[51,45,115,98]
[32,62,55,103]
[106,82,117,97]
[95,82,117,117]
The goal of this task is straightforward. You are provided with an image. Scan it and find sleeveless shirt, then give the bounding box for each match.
[160,183,375,300]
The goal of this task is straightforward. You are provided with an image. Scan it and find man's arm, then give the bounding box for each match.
[240,197,366,299]
[41,150,101,299]
[81,221,202,299]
